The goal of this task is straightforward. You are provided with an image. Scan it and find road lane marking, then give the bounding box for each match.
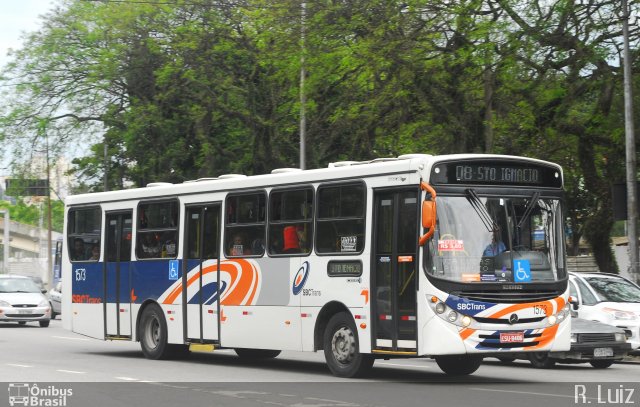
[115,377,140,381]
[7,364,32,368]
[57,369,86,374]
[52,335,90,341]
[470,387,596,400]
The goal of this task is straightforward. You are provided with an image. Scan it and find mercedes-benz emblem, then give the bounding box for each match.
[508,314,519,324]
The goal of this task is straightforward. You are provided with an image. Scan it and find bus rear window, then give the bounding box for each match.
[67,207,101,262]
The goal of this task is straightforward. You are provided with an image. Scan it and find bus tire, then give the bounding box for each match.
[323,312,374,378]
[528,352,555,369]
[435,355,482,375]
[590,360,614,369]
[234,348,281,359]
[139,303,172,360]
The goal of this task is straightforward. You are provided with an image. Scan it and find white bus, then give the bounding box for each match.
[62,154,570,377]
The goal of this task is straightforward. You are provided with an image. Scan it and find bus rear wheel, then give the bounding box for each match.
[234,348,281,359]
[323,312,374,378]
[139,303,181,360]
[435,355,482,375]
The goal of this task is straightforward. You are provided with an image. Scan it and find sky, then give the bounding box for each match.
[0,0,57,70]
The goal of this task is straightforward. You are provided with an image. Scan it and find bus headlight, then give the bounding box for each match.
[447,311,458,322]
[547,315,557,326]
[461,315,472,327]
[428,295,475,327]
[435,302,446,314]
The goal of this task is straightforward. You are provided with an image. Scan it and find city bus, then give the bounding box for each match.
[62,154,570,377]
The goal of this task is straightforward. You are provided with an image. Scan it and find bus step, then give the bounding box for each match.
[372,349,417,356]
[189,343,217,353]
[106,335,131,341]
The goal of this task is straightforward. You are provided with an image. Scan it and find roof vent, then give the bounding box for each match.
[397,154,432,160]
[328,161,359,168]
[218,173,247,179]
[146,182,173,187]
[271,168,303,174]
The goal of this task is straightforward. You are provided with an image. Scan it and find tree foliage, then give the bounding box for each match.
[1,0,639,272]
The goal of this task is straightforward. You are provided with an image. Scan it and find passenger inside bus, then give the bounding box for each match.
[282,225,304,254]
[230,234,251,256]
[73,238,87,261]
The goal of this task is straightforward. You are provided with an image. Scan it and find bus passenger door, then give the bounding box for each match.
[372,189,419,352]
[104,211,133,338]
[183,204,221,343]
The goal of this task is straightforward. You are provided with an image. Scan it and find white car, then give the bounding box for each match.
[569,272,640,353]
[0,275,51,327]
[48,281,62,319]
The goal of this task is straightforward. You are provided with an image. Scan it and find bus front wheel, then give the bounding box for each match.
[435,355,482,375]
[323,312,374,378]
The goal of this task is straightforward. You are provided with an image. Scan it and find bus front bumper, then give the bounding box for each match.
[421,315,571,356]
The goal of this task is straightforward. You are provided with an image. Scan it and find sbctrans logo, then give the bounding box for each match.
[8,383,73,406]
[292,261,310,295]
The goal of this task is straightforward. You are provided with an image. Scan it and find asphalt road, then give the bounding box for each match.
[1,318,639,407]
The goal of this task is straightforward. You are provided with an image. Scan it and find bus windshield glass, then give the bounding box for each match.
[425,192,565,284]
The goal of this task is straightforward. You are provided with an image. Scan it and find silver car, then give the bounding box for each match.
[0,275,51,327]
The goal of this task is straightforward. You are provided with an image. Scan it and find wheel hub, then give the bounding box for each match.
[331,327,355,364]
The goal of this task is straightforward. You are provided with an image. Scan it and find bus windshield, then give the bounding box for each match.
[426,192,565,284]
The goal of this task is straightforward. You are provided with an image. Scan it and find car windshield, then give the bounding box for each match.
[584,277,640,303]
[425,193,565,283]
[0,278,42,293]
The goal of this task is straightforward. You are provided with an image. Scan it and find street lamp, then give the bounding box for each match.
[0,209,9,273]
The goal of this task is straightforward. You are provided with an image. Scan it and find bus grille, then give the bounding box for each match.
[474,316,546,324]
[454,290,562,304]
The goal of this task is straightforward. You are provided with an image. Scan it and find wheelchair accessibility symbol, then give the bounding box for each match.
[169,260,179,280]
[513,260,531,282]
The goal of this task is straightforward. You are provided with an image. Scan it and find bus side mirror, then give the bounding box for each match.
[419,182,437,246]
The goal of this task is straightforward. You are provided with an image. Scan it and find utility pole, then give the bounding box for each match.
[622,0,638,283]
[299,1,307,170]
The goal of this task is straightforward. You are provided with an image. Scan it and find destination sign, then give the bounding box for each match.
[430,161,562,188]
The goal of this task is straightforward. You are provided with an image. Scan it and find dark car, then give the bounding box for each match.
[499,317,630,369]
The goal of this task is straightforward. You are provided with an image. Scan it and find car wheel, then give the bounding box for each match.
[528,352,556,369]
[435,355,483,375]
[39,320,50,328]
[590,360,614,369]
[323,312,374,378]
[234,348,281,359]
[50,303,57,319]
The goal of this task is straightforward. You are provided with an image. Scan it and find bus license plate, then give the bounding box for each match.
[500,332,524,343]
[593,348,613,357]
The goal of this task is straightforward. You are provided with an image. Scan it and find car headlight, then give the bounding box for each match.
[602,307,638,321]
[38,299,49,307]
[615,333,627,342]
[571,333,578,343]
[0,300,10,307]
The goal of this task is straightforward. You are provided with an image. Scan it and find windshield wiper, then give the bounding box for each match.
[465,189,498,232]
[517,191,541,229]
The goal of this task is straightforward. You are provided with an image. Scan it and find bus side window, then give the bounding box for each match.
[316,182,365,255]
[225,192,266,257]
[268,187,313,256]
[67,207,102,262]
[136,201,179,260]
